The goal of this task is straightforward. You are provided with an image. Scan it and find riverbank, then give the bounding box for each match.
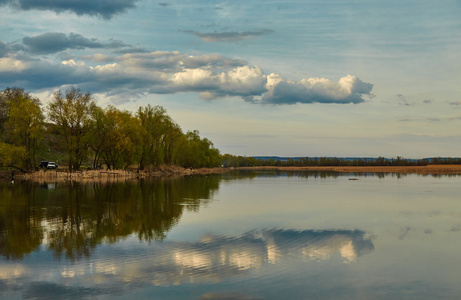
[2,165,461,182]
[0,166,229,182]
[235,165,461,174]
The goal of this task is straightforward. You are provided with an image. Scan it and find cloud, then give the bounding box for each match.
[184,29,274,42]
[23,32,103,54]
[0,0,138,19]
[0,40,26,57]
[21,32,136,54]
[0,50,373,105]
[397,94,410,106]
[398,115,461,122]
[0,41,8,58]
[261,74,373,104]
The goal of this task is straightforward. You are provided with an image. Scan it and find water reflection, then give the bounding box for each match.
[0,176,220,261]
[225,169,461,180]
[1,169,454,261]
[0,229,373,298]
[170,229,373,277]
[5,171,459,299]
[72,229,372,284]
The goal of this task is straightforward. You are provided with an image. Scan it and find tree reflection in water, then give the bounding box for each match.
[0,176,220,261]
[0,171,377,262]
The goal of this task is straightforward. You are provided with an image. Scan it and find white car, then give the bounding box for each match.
[47,162,58,169]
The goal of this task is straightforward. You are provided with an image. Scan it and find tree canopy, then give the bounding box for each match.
[0,87,221,171]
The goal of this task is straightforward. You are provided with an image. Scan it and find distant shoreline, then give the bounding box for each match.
[234,165,461,174]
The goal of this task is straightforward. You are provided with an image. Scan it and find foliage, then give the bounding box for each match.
[0,142,27,169]
[182,130,221,168]
[47,87,95,171]
[221,155,432,167]
[0,87,223,171]
[137,105,181,168]
[100,106,143,169]
[0,88,44,170]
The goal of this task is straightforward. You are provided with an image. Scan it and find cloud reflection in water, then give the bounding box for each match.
[64,228,374,286]
[0,228,373,299]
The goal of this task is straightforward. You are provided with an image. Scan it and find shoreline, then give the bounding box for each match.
[2,164,461,182]
[234,165,461,174]
[0,166,229,182]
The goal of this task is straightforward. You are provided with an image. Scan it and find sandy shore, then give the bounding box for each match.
[235,165,461,174]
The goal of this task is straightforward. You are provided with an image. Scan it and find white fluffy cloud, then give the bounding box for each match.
[262,74,373,104]
[0,50,373,105]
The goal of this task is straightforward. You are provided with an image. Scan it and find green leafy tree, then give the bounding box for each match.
[5,95,44,170]
[47,88,95,171]
[0,142,27,169]
[88,105,111,168]
[0,88,44,170]
[183,130,221,168]
[101,106,142,169]
[137,105,184,168]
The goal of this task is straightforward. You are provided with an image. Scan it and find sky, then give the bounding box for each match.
[1,0,460,158]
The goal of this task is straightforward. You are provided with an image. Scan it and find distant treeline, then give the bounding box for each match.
[221,155,461,167]
[0,87,221,171]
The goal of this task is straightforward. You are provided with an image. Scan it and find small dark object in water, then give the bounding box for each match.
[349,178,359,181]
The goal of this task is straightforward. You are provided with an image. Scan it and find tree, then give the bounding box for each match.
[101,106,142,169]
[137,105,184,168]
[88,105,111,168]
[47,88,95,171]
[5,95,44,170]
[0,88,44,170]
[0,88,38,137]
[0,142,27,169]
[183,130,221,168]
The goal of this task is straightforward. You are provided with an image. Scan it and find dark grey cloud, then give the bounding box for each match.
[184,29,274,42]
[0,0,138,19]
[23,32,103,54]
[0,40,27,57]
[21,32,140,54]
[0,41,8,57]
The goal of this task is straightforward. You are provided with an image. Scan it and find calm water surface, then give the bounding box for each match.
[1,171,461,299]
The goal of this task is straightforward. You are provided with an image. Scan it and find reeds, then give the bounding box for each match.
[19,166,228,183]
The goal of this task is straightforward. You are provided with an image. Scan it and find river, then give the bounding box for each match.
[1,170,461,299]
